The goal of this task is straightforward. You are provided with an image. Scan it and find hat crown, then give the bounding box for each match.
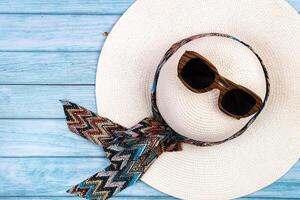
[156,36,267,142]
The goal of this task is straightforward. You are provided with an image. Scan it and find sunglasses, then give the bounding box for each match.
[178,51,263,119]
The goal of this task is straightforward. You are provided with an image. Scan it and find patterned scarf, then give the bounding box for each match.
[61,33,270,200]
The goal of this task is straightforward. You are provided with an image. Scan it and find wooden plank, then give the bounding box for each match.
[0,3,298,52]
[0,157,299,198]
[0,119,103,157]
[0,1,298,200]
[0,0,298,14]
[0,85,96,118]
[0,52,98,84]
[0,157,165,197]
[0,15,119,51]
[0,0,134,14]
[4,116,298,199]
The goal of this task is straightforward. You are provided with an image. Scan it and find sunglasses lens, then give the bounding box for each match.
[180,58,216,90]
[221,89,257,116]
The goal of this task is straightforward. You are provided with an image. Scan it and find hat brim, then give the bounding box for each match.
[96,0,300,199]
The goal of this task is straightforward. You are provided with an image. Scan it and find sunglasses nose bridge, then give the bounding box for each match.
[215,76,232,90]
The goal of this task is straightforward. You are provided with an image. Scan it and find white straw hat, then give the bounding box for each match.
[95,0,300,199]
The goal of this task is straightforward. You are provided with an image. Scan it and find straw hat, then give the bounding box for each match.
[95,0,300,199]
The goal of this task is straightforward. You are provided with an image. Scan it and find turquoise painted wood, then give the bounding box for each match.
[0,157,162,197]
[0,0,298,14]
[0,85,96,118]
[0,52,98,84]
[0,15,118,51]
[0,1,299,200]
[0,157,299,198]
[0,119,104,157]
[0,0,298,52]
[0,0,135,14]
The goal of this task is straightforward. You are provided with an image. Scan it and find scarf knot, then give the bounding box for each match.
[61,101,184,200]
[119,118,183,154]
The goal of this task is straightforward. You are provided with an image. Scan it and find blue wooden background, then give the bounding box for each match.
[0,1,299,199]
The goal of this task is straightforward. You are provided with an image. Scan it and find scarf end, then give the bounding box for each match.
[67,185,107,200]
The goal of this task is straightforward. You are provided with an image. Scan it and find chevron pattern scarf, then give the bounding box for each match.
[61,101,190,199]
[61,33,269,200]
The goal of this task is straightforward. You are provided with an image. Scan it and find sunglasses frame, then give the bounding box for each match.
[178,51,263,119]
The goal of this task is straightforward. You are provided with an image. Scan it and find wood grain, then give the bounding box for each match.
[1,117,298,198]
[0,117,299,198]
[0,0,134,14]
[0,157,164,197]
[0,1,299,200]
[0,0,298,14]
[0,157,299,198]
[0,119,103,157]
[0,85,96,118]
[0,15,119,51]
[0,52,98,84]
[0,0,299,52]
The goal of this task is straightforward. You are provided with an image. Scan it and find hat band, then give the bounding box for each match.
[60,33,270,200]
[151,32,270,146]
